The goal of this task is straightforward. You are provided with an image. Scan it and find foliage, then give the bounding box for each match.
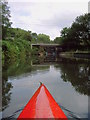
[71,13,90,46]
[61,27,70,38]
[38,47,46,56]
[54,13,90,51]
[54,37,64,45]
[37,34,50,43]
[31,32,38,43]
[31,33,51,44]
[1,0,12,39]
[31,47,39,55]
[7,28,32,41]
[54,37,60,44]
[2,2,90,63]
[2,39,31,61]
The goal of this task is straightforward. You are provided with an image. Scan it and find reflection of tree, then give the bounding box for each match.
[3,58,50,77]
[2,57,50,111]
[56,59,90,96]
[2,70,13,111]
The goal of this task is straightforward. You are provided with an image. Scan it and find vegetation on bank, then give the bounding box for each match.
[2,39,31,61]
[54,14,90,51]
[1,0,90,63]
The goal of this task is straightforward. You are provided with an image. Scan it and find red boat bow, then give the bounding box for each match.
[17,84,68,119]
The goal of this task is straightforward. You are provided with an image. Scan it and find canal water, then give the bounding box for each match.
[2,56,90,119]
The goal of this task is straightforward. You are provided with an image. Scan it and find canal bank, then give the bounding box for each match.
[59,51,90,59]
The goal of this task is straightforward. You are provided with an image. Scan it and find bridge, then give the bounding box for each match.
[31,43,62,56]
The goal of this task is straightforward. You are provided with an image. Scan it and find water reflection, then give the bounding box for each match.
[2,67,13,111]
[2,58,50,111]
[2,56,90,118]
[54,58,90,96]
[32,56,90,95]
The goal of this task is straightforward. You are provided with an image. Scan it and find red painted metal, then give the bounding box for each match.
[17,84,68,119]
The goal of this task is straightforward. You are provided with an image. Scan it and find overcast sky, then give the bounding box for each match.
[8,0,89,40]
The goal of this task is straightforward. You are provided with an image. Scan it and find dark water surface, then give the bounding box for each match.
[2,56,90,119]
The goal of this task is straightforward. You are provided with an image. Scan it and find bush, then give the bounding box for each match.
[2,39,31,62]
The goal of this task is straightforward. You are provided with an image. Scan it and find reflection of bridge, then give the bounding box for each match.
[31,44,62,55]
[31,56,63,66]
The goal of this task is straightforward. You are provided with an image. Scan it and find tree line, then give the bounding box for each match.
[1,0,50,43]
[54,14,90,51]
[1,0,90,62]
[1,0,51,62]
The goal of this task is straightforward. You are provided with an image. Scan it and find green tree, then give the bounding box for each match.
[54,37,60,44]
[71,13,90,46]
[60,13,90,51]
[61,27,70,38]
[37,34,50,43]
[1,0,12,39]
[31,32,38,43]
[8,28,32,41]
[54,36,69,45]
[54,27,70,45]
